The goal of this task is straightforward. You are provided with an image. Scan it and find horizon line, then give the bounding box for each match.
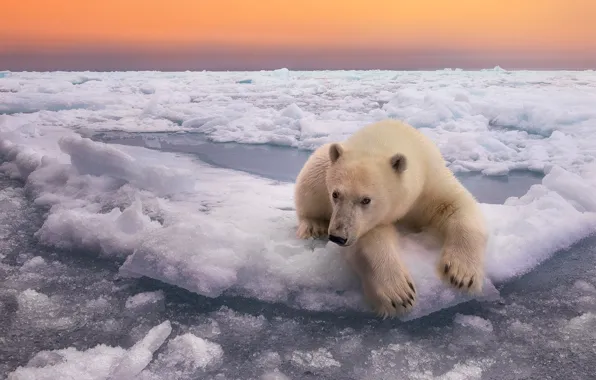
[1,45,595,72]
[2,68,593,73]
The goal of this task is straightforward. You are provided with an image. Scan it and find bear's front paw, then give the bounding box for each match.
[438,250,484,294]
[296,218,329,239]
[362,271,417,319]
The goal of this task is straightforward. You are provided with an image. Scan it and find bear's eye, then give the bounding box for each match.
[332,191,340,199]
[361,197,371,205]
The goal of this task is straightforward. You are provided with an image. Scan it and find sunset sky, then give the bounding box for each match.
[1,0,595,70]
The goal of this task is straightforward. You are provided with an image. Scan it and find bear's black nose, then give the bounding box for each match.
[328,235,347,246]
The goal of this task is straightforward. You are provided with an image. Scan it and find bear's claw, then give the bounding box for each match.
[438,254,483,294]
[363,271,417,319]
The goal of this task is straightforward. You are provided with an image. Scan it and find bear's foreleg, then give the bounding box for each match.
[294,144,332,240]
[436,207,487,294]
[345,224,417,318]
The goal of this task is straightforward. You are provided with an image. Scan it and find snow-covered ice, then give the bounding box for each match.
[1,69,596,379]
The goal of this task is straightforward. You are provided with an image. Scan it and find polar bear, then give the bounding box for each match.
[294,119,487,318]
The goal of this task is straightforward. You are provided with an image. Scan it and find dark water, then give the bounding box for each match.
[88,131,544,205]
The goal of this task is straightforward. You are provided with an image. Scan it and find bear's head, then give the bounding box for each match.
[325,142,408,247]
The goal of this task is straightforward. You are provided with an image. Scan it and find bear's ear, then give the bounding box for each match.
[329,143,344,163]
[390,153,407,173]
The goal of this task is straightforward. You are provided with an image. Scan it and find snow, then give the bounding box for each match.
[7,321,172,380]
[1,69,596,379]
[7,345,127,380]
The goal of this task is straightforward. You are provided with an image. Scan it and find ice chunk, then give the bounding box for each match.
[483,168,596,282]
[180,115,222,129]
[156,333,223,370]
[272,68,290,79]
[254,351,282,369]
[7,320,171,380]
[508,320,534,336]
[121,213,498,320]
[260,369,291,380]
[138,333,223,379]
[19,256,46,272]
[85,296,112,312]
[487,65,507,72]
[16,289,75,330]
[573,280,596,294]
[213,306,267,335]
[71,75,101,85]
[8,345,127,380]
[107,320,172,380]
[0,140,43,179]
[35,198,162,258]
[280,103,304,119]
[561,312,596,340]
[121,159,596,320]
[187,318,221,339]
[436,362,485,380]
[120,221,253,298]
[288,348,341,369]
[542,165,596,212]
[58,135,195,197]
[453,313,494,333]
[124,290,165,313]
[0,92,107,114]
[139,84,156,94]
[0,79,19,93]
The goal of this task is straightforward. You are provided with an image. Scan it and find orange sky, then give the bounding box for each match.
[1,0,595,70]
[2,0,595,52]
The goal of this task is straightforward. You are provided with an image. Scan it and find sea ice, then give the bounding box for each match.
[2,69,596,379]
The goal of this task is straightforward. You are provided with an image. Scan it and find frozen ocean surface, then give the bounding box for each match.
[1,68,596,379]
